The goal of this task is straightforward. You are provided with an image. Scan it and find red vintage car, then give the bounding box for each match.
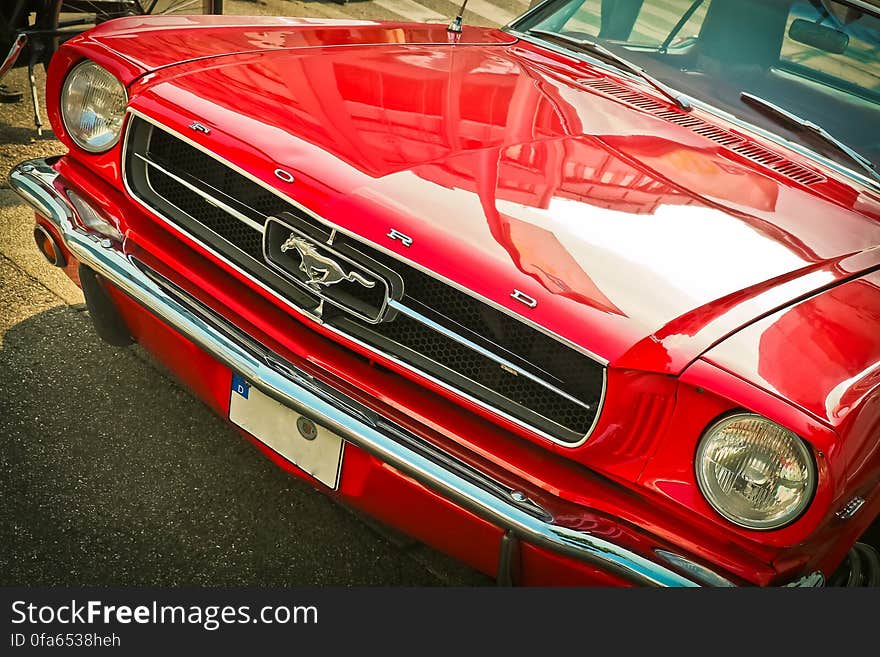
[10,0,880,586]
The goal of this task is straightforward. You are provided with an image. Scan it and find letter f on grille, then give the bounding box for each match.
[281,234,376,289]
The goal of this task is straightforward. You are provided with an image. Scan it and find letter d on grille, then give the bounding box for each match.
[263,214,401,324]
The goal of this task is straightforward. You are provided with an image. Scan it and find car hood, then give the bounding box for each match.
[118,22,880,374]
[76,15,516,75]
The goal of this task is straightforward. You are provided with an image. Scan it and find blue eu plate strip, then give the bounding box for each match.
[231,373,250,399]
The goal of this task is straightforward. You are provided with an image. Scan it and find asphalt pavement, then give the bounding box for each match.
[0,1,501,586]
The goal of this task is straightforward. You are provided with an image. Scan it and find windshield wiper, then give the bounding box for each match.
[526,29,692,111]
[741,91,880,183]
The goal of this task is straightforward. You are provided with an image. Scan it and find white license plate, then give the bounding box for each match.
[229,374,344,489]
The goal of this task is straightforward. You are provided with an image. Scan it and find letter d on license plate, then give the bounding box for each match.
[229,374,344,489]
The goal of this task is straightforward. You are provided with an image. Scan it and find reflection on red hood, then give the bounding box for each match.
[606,136,780,213]
[79,15,515,73]
[754,274,880,425]
[107,18,880,373]
[501,216,624,315]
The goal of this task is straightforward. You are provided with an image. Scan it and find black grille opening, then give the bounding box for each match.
[335,312,595,439]
[363,244,596,389]
[124,116,605,443]
[148,127,282,220]
[149,168,265,256]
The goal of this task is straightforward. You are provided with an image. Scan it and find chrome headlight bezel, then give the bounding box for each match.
[60,59,128,153]
[695,412,817,531]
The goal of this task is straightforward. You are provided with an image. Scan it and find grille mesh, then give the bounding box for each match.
[125,117,604,442]
[370,313,591,430]
[149,129,282,219]
[148,168,265,257]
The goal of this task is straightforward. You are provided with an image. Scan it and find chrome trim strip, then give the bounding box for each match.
[408,310,561,383]
[653,550,735,587]
[389,299,595,412]
[123,108,610,366]
[10,157,704,587]
[844,0,880,14]
[134,151,265,232]
[121,111,607,448]
[322,311,601,446]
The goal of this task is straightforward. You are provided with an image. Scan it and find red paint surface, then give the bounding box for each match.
[34,17,880,584]
[113,31,880,376]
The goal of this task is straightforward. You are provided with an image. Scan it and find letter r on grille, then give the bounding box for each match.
[387,228,413,247]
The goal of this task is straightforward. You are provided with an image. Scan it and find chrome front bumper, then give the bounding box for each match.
[9,156,753,588]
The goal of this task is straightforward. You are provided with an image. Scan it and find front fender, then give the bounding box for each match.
[702,268,880,498]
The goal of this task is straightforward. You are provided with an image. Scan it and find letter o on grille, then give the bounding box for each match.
[274,168,295,184]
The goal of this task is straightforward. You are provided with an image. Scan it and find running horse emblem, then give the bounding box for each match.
[280,234,376,289]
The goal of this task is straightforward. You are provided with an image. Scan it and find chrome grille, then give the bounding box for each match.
[123,114,605,444]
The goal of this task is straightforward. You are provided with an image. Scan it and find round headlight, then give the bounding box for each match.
[696,413,815,530]
[61,60,127,153]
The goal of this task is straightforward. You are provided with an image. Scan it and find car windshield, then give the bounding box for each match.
[511,0,880,177]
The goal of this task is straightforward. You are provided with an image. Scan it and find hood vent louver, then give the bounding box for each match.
[768,160,826,186]
[578,76,826,187]
[731,141,783,164]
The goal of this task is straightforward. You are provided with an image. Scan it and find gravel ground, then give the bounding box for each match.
[0,66,59,186]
